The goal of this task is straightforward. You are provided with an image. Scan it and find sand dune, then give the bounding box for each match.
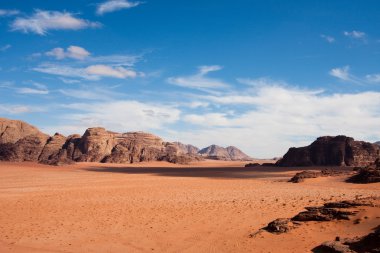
[0,161,379,252]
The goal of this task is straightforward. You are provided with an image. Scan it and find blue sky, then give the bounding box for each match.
[1,0,380,157]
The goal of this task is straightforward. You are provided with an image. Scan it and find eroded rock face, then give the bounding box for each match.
[0,118,47,144]
[198,145,251,161]
[0,118,49,162]
[39,133,67,164]
[0,118,199,165]
[172,142,199,155]
[277,136,380,167]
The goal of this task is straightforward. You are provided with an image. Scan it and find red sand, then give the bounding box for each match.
[0,161,379,252]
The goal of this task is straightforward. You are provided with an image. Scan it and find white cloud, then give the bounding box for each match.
[33,64,98,80]
[59,78,81,84]
[96,0,142,15]
[173,85,380,158]
[59,87,118,100]
[329,66,351,81]
[16,82,49,95]
[67,46,91,60]
[33,63,139,80]
[85,64,137,78]
[0,44,11,52]
[48,100,180,135]
[0,9,19,17]
[0,104,42,114]
[46,47,65,59]
[167,65,229,90]
[237,77,286,87]
[87,54,139,67]
[343,30,366,39]
[46,45,90,60]
[11,10,101,35]
[366,74,380,83]
[320,34,335,43]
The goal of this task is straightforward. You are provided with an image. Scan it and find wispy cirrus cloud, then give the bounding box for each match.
[0,104,43,114]
[343,30,366,39]
[58,87,119,100]
[96,0,142,15]
[329,65,380,84]
[366,74,380,83]
[167,65,229,91]
[33,63,140,80]
[46,46,90,60]
[10,10,101,35]
[0,9,19,17]
[329,66,352,81]
[16,82,49,95]
[320,34,335,43]
[0,44,11,52]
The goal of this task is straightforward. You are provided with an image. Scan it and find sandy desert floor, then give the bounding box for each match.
[0,160,379,253]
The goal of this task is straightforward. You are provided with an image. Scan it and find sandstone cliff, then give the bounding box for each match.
[277,136,380,167]
[0,118,199,165]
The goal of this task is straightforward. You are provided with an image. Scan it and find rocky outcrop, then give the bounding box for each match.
[172,142,199,155]
[198,145,251,161]
[289,169,352,183]
[0,118,49,162]
[347,159,380,184]
[0,118,48,144]
[0,118,200,165]
[38,133,67,164]
[313,225,380,253]
[264,218,298,234]
[262,199,374,235]
[277,136,380,167]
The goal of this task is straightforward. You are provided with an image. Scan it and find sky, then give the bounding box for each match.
[0,0,380,158]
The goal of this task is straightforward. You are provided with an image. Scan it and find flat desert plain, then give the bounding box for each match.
[0,161,379,253]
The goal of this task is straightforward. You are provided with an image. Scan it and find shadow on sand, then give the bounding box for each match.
[83,166,346,180]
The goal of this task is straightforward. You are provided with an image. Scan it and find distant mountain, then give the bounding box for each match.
[375,141,380,146]
[172,142,199,155]
[198,144,252,161]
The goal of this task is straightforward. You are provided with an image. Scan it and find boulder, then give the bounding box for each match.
[264,218,295,234]
[277,136,380,167]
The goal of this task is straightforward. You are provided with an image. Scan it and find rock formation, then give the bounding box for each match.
[0,118,200,165]
[277,136,380,167]
[172,142,199,155]
[198,144,251,161]
[347,159,380,184]
[289,169,352,183]
[313,225,380,253]
[0,118,49,162]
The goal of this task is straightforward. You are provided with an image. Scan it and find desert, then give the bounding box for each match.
[0,159,379,252]
[1,1,380,252]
